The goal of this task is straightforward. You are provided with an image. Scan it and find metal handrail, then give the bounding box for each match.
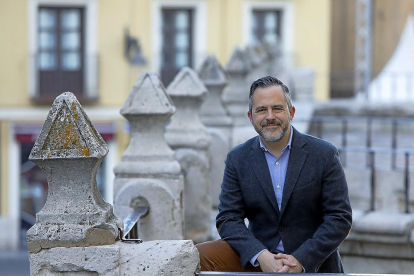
[337,147,411,213]
[121,206,149,243]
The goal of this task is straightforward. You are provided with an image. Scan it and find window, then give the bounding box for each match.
[36,7,85,102]
[160,9,193,86]
[252,10,282,44]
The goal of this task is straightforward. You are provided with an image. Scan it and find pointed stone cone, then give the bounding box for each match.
[115,72,181,177]
[222,47,251,126]
[198,55,232,127]
[27,92,123,254]
[114,72,184,241]
[165,67,211,150]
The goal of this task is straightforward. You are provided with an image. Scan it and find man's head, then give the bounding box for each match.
[247,76,295,142]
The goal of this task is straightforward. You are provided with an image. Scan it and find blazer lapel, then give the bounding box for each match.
[249,137,280,214]
[280,128,308,217]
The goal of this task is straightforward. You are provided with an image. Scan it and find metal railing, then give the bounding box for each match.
[121,206,149,243]
[338,147,412,213]
[198,273,412,276]
[302,116,414,168]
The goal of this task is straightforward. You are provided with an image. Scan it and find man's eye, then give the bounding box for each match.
[256,109,266,113]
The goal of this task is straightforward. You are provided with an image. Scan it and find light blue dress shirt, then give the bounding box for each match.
[250,126,293,267]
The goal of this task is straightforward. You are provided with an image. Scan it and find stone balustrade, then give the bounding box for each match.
[27,91,199,276]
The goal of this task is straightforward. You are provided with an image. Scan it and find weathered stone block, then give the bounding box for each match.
[29,240,200,276]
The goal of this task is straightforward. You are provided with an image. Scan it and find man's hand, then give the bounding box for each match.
[257,250,297,273]
[274,253,303,273]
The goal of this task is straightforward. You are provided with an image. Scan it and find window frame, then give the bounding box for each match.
[28,0,98,103]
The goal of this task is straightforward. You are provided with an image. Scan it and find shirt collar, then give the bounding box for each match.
[259,126,293,152]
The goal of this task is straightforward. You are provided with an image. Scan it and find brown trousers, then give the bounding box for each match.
[196,240,262,272]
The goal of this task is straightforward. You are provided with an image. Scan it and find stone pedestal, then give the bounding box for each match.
[113,72,184,240]
[199,55,233,207]
[165,67,212,242]
[26,92,122,254]
[29,240,200,276]
[222,47,251,126]
[340,211,414,273]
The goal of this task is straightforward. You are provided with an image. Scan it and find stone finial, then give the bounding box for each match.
[254,42,269,63]
[27,92,123,254]
[114,72,184,241]
[198,55,232,127]
[166,67,211,150]
[263,40,280,59]
[165,67,212,242]
[114,72,180,175]
[198,55,228,86]
[225,47,251,74]
[121,72,176,115]
[222,47,251,126]
[168,67,207,98]
[244,45,262,69]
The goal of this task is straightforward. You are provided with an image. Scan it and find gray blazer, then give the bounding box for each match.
[216,127,352,273]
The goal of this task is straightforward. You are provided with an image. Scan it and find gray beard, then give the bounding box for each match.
[253,119,291,142]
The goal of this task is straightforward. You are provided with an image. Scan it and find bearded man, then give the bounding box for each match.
[196,76,352,273]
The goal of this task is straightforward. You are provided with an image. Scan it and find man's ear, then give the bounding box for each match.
[289,106,296,120]
[247,111,253,123]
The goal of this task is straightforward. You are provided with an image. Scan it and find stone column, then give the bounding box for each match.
[165,67,212,242]
[26,92,123,254]
[198,55,233,208]
[113,72,184,241]
[222,47,251,126]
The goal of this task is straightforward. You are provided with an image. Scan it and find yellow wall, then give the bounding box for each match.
[294,0,331,101]
[0,121,9,216]
[0,0,29,107]
[207,0,243,65]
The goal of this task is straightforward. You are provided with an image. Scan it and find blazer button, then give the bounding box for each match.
[279,226,284,231]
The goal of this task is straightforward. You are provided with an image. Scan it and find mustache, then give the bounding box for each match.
[261,119,282,127]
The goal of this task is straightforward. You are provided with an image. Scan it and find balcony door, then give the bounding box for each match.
[38,7,84,101]
[161,9,193,86]
[252,10,282,44]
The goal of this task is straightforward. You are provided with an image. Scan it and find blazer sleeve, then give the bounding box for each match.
[216,152,268,267]
[291,148,352,272]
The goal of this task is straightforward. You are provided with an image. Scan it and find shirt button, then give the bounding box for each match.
[276,162,279,166]
[276,185,281,189]
[279,226,284,231]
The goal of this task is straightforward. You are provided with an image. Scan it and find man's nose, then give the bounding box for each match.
[265,109,275,119]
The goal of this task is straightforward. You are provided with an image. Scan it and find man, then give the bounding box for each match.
[197,76,352,273]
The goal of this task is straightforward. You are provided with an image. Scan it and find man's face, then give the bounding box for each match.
[247,85,295,142]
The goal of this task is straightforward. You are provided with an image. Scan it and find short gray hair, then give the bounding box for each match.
[248,76,292,114]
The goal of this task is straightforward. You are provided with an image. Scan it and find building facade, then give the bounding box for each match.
[0,0,331,250]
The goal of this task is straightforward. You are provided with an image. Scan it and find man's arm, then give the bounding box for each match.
[216,153,268,268]
[291,149,352,272]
